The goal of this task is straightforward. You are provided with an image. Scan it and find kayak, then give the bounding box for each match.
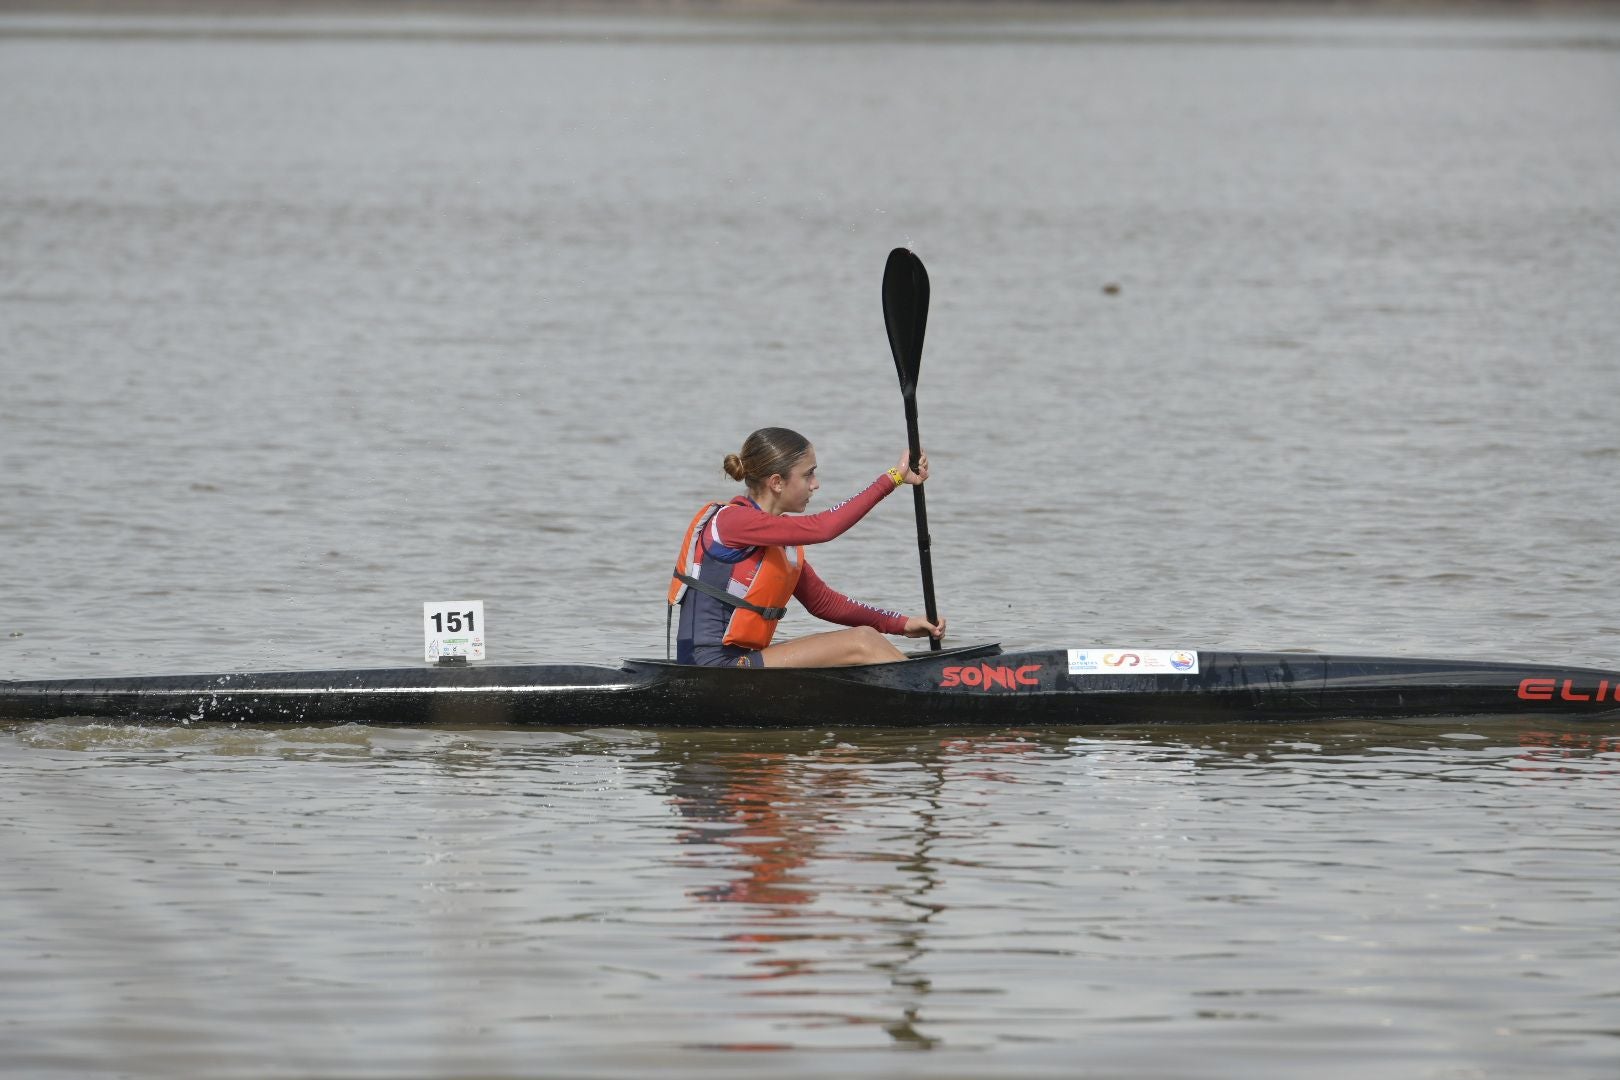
[15,254,1609,730]
[4,643,1618,727]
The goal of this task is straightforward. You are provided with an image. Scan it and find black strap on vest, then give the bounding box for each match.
[666,569,790,660]
[674,570,790,621]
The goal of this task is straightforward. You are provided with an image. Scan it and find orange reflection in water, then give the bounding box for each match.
[669,733,1056,913]
[1515,730,1620,777]
[670,751,826,912]
[659,734,1079,1051]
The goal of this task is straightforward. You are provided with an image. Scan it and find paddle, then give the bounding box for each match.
[882,247,941,651]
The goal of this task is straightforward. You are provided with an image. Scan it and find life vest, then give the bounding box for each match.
[668,501,804,652]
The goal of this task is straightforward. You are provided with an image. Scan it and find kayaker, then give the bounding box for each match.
[669,426,947,667]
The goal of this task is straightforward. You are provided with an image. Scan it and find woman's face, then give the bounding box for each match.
[775,446,819,513]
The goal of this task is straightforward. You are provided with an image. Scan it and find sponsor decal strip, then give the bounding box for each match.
[1068,649,1200,676]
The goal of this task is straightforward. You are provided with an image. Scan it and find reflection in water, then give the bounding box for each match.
[664,743,941,1048]
[645,720,1620,1051]
[659,731,1150,1050]
[1514,730,1620,777]
[671,753,824,909]
[641,722,1620,1058]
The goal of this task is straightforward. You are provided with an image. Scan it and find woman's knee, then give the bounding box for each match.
[853,625,898,661]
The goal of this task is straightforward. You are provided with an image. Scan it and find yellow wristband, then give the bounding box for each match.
[887,467,905,488]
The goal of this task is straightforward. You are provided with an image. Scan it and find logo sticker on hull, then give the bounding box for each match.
[940,664,1043,690]
[1068,649,1200,676]
[1517,678,1612,703]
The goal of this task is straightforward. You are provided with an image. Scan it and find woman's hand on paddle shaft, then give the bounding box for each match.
[894,451,940,641]
[902,615,947,641]
[896,448,930,485]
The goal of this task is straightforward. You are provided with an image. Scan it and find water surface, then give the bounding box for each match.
[2,6,1619,1077]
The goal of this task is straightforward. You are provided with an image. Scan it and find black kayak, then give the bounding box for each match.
[4,643,1618,727]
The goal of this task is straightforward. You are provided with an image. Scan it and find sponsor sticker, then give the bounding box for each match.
[1068,648,1199,676]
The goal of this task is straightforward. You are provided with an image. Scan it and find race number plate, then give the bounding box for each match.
[424,601,486,662]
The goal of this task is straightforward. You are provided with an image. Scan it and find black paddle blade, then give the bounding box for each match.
[882,247,930,395]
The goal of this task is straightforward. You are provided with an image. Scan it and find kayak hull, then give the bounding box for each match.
[4,645,1619,726]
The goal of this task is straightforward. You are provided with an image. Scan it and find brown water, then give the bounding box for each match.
[6,721,1620,1078]
[2,6,1619,1077]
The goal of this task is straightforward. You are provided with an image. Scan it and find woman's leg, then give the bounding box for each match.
[759,625,906,668]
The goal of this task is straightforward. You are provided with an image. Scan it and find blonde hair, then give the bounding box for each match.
[723,427,810,493]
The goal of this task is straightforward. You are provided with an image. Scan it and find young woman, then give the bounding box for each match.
[669,427,947,668]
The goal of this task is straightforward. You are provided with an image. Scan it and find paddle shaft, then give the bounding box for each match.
[902,394,941,650]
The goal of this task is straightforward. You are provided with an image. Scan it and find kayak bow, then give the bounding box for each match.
[4,644,1617,726]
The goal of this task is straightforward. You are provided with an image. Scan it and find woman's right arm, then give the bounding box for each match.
[716,449,932,548]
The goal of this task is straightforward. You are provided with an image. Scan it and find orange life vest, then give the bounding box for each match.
[668,501,804,651]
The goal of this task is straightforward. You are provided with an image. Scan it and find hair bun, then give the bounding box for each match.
[722,453,746,482]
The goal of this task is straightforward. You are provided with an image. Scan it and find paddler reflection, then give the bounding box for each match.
[656,731,1091,1050]
[668,427,946,668]
[670,751,818,908]
[666,732,1058,910]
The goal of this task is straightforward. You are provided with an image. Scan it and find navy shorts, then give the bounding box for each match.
[690,644,765,669]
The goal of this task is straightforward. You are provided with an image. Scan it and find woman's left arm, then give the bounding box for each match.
[793,562,909,634]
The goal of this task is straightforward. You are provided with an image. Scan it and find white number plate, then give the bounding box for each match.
[424,601,486,662]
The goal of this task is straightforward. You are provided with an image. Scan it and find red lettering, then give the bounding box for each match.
[942,664,1045,691]
[1518,678,1555,701]
[1559,680,1591,702]
[1522,678,1619,703]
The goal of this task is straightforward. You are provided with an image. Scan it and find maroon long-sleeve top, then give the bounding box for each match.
[706,475,908,634]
